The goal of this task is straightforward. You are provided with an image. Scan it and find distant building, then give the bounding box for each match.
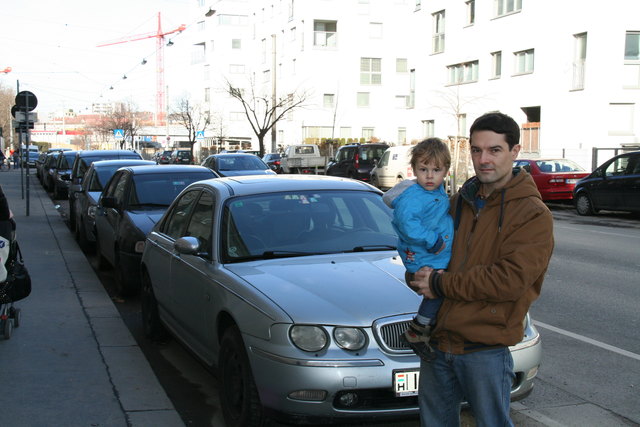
[184,0,640,168]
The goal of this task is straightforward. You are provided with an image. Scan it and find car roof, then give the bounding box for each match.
[75,150,141,158]
[119,165,214,175]
[190,174,381,197]
[207,153,259,158]
[90,159,156,169]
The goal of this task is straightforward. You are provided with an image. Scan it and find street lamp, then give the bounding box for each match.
[205,8,216,17]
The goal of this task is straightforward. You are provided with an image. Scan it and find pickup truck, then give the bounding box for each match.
[281,144,326,174]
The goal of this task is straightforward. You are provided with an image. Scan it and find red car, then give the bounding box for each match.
[513,158,589,201]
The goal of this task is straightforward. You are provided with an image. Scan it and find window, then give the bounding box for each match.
[229,64,245,74]
[396,58,408,73]
[185,192,214,255]
[409,69,416,108]
[623,31,640,88]
[197,20,206,31]
[204,64,210,80]
[263,69,271,83]
[514,49,534,75]
[314,20,337,48]
[415,0,421,11]
[357,92,370,107]
[422,120,435,138]
[362,127,375,140]
[397,127,407,144]
[323,94,335,108]
[491,51,502,79]
[164,190,201,239]
[232,39,242,49]
[191,43,205,64]
[466,0,475,25]
[494,0,521,17]
[395,95,410,108]
[204,87,210,103]
[370,22,383,38]
[432,10,445,54]
[447,60,479,84]
[261,38,267,63]
[360,57,382,85]
[218,14,248,25]
[573,33,587,90]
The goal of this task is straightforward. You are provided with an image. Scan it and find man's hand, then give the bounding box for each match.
[411,266,435,299]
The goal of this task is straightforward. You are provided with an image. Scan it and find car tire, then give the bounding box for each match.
[370,174,380,189]
[575,192,594,216]
[219,325,266,427]
[140,271,168,342]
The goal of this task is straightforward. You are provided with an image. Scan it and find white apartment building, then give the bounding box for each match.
[188,0,640,169]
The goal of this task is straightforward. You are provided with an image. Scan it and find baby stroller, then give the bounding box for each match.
[0,219,28,340]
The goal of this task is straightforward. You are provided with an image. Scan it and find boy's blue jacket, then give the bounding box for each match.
[383,180,453,273]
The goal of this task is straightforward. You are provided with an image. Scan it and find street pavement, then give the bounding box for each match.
[0,167,184,427]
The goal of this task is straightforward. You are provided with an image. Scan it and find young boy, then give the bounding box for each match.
[383,138,453,360]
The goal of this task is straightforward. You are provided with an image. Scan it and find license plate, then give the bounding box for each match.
[566,179,578,184]
[393,369,420,397]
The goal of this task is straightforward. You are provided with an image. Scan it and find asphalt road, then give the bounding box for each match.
[52,195,640,427]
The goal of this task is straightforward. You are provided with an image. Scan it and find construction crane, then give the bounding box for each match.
[98,12,186,126]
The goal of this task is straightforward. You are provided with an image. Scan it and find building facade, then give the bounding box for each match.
[187,0,640,169]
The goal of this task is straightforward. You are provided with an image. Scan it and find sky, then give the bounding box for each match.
[0,0,198,117]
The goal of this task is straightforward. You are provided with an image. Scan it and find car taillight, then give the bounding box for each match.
[354,153,360,169]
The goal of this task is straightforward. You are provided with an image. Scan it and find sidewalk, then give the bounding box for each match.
[0,168,184,427]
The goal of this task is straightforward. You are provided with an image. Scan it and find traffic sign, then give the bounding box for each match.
[113,129,124,140]
[15,91,38,111]
[196,130,205,141]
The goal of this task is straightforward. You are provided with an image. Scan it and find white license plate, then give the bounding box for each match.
[393,369,420,397]
[566,179,578,184]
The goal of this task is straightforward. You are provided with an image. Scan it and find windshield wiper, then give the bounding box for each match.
[349,245,397,253]
[262,250,330,259]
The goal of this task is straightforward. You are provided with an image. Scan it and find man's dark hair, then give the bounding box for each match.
[469,112,520,149]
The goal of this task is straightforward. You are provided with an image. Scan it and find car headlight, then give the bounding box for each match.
[333,327,367,351]
[290,325,328,352]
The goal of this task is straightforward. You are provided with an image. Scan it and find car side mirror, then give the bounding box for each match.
[101,196,119,209]
[175,236,205,256]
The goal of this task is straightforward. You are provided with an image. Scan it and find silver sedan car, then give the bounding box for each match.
[140,175,541,425]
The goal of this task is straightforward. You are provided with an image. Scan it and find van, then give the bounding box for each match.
[370,145,414,190]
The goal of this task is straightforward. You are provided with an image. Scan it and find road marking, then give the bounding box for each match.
[554,224,640,239]
[534,321,640,361]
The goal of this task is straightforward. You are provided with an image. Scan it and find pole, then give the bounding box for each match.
[271,34,277,154]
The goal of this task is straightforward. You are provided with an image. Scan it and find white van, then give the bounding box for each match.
[370,145,414,190]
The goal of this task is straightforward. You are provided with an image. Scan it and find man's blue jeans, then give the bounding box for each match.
[418,347,515,427]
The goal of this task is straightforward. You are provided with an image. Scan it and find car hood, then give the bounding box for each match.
[225,253,420,325]
[127,210,166,235]
[218,169,276,177]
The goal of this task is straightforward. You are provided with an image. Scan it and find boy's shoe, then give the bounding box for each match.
[401,319,436,361]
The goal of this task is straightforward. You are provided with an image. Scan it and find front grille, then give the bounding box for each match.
[373,315,414,353]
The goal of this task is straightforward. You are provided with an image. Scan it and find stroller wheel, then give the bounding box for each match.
[2,317,12,339]
[10,307,21,328]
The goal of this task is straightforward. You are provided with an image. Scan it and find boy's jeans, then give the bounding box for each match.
[418,347,515,427]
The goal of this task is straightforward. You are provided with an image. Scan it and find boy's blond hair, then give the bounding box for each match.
[410,138,451,170]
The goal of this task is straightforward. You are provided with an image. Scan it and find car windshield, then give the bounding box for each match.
[219,156,268,171]
[359,146,388,165]
[535,159,585,173]
[129,172,214,207]
[222,190,397,262]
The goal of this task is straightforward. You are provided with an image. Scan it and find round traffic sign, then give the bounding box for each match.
[15,91,38,111]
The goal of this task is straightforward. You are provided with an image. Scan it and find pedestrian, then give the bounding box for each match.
[410,112,554,427]
[0,184,14,281]
[12,150,19,169]
[0,151,6,171]
[382,138,453,361]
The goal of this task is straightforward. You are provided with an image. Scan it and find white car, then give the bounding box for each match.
[140,174,542,425]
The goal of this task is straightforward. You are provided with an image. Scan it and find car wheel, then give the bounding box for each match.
[219,325,267,427]
[575,193,594,216]
[115,253,137,296]
[370,174,380,189]
[95,236,110,271]
[140,271,168,342]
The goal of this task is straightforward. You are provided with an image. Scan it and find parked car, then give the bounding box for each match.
[156,150,173,164]
[51,150,79,199]
[43,152,62,192]
[201,153,277,177]
[573,151,640,215]
[72,159,155,252]
[68,150,143,229]
[35,152,49,183]
[262,152,283,173]
[170,149,193,164]
[513,158,589,202]
[139,174,542,426]
[94,165,217,295]
[370,145,414,190]
[326,143,389,182]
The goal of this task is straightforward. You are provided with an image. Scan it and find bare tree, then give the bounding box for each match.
[0,83,16,150]
[169,98,211,161]
[94,102,144,150]
[226,77,308,156]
